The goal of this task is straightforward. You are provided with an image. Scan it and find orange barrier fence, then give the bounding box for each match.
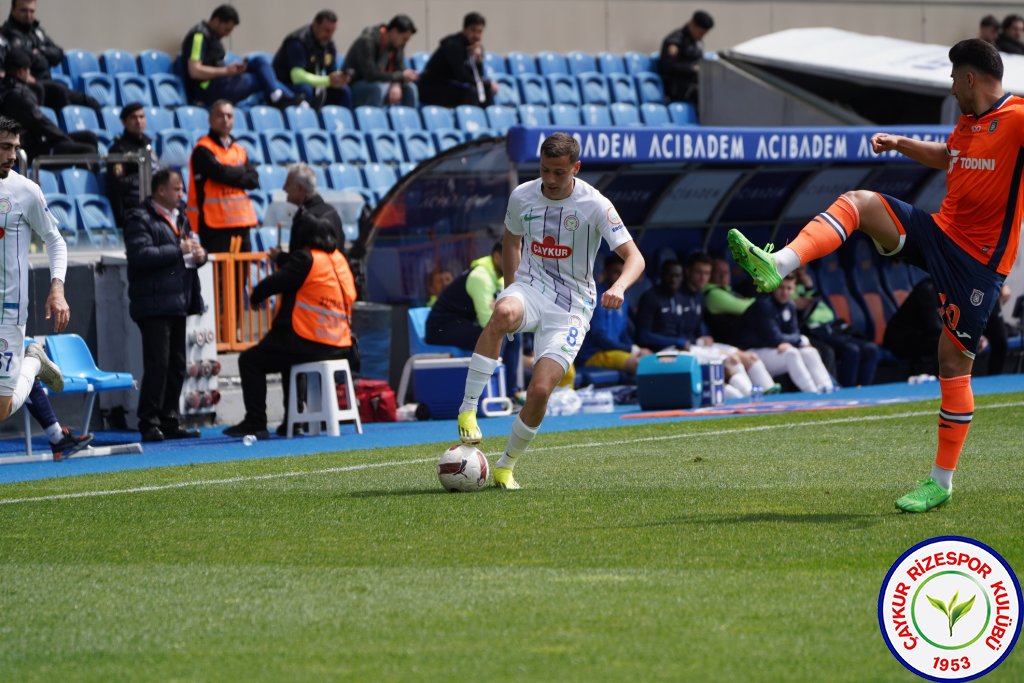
[210,248,278,352]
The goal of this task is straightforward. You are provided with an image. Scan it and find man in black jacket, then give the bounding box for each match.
[107,102,158,227]
[125,169,207,443]
[659,9,713,105]
[272,10,351,109]
[277,162,343,258]
[343,14,419,107]
[418,12,498,108]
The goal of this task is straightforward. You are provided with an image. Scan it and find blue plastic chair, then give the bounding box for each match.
[420,105,455,131]
[115,73,152,106]
[326,163,363,191]
[248,190,269,225]
[400,131,437,164]
[63,49,100,88]
[580,104,612,126]
[60,168,101,195]
[38,169,60,195]
[609,74,639,105]
[597,52,627,76]
[550,103,581,126]
[566,51,597,76]
[144,106,175,134]
[355,105,391,132]
[517,73,550,106]
[388,106,422,132]
[75,194,121,245]
[285,104,320,132]
[174,105,208,132]
[492,73,520,107]
[156,128,193,168]
[45,193,79,247]
[150,74,186,107]
[482,52,507,76]
[609,102,641,126]
[298,129,337,165]
[624,51,653,75]
[60,106,99,133]
[518,104,551,126]
[485,105,518,133]
[261,129,301,165]
[44,334,134,433]
[546,74,581,106]
[98,106,122,132]
[668,102,698,125]
[256,164,288,192]
[397,307,473,405]
[578,72,611,105]
[80,73,116,107]
[366,131,405,164]
[232,131,265,165]
[100,49,137,75]
[409,51,430,72]
[640,102,670,126]
[138,49,173,76]
[320,105,355,132]
[536,51,569,76]
[361,163,398,194]
[635,72,666,104]
[505,51,537,76]
[333,131,371,165]
[454,105,489,133]
[249,105,285,132]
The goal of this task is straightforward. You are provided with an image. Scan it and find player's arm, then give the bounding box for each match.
[186,33,241,81]
[602,240,645,311]
[27,187,70,332]
[871,133,948,170]
[502,229,522,288]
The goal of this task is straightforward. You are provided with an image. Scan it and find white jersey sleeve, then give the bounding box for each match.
[26,183,67,284]
[590,195,632,253]
[504,189,525,236]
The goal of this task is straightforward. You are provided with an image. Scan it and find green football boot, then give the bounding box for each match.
[895,478,951,513]
[727,229,783,293]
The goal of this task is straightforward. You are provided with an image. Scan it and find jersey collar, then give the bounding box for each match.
[971,92,1012,120]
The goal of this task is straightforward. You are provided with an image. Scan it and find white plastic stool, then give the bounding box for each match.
[286,359,363,437]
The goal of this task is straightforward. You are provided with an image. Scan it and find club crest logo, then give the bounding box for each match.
[989,120,999,134]
[0,338,7,352]
[563,214,580,231]
[970,289,984,307]
[530,235,571,259]
[606,207,622,225]
[878,536,1021,681]
[0,198,11,214]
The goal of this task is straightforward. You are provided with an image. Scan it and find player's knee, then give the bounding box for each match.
[489,302,519,333]
[842,190,873,210]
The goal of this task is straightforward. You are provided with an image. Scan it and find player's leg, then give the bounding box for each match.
[778,347,819,393]
[24,381,93,460]
[798,346,834,393]
[493,357,565,490]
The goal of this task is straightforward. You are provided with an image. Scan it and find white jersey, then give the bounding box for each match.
[0,170,66,325]
[504,177,632,313]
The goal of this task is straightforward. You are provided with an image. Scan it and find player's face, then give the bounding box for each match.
[11,0,35,25]
[773,279,795,303]
[686,262,711,291]
[950,67,975,115]
[539,154,580,200]
[463,24,484,45]
[209,104,234,137]
[389,30,413,50]
[155,174,185,209]
[123,109,146,136]
[662,264,684,292]
[0,132,20,178]
[711,259,730,286]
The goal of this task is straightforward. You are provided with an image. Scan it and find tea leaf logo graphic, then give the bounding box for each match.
[927,590,977,637]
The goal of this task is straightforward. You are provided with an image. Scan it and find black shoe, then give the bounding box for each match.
[50,427,94,461]
[223,421,270,439]
[141,426,165,443]
[162,426,201,440]
[275,422,304,437]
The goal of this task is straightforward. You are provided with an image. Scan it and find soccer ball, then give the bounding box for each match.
[437,444,489,492]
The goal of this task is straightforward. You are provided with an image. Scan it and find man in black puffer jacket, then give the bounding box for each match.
[125,169,207,443]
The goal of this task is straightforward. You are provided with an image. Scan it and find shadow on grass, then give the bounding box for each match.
[349,487,504,498]
[612,511,887,530]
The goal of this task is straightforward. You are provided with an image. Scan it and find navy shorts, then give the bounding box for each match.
[875,193,1004,358]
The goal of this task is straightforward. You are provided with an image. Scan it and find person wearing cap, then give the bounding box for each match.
[659,9,714,105]
[342,14,419,107]
[107,102,159,227]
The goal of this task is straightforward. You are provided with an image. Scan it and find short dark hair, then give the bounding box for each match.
[306,216,338,252]
[692,10,714,30]
[387,14,417,34]
[660,259,682,278]
[314,9,337,24]
[981,15,999,30]
[211,4,239,24]
[685,251,713,270]
[491,240,502,254]
[1002,14,1023,31]
[0,115,21,138]
[151,168,182,194]
[540,132,580,163]
[949,39,1003,80]
[120,101,144,120]
[4,47,30,71]
[463,12,486,29]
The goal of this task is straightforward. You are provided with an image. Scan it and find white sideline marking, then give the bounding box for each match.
[1,401,1021,506]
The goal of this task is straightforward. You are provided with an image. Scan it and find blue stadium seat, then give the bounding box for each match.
[580,104,612,126]
[388,105,422,132]
[536,51,569,76]
[256,164,288,192]
[578,72,611,105]
[174,105,207,132]
[813,253,870,338]
[333,131,371,165]
[550,103,581,126]
[284,104,320,132]
[482,52,507,76]
[63,49,100,88]
[247,190,269,225]
[492,74,520,107]
[454,105,489,133]
[310,165,328,191]
[880,259,918,306]
[546,73,580,106]
[46,193,79,245]
[320,105,355,132]
[517,73,549,106]
[400,131,437,164]
[846,235,897,345]
[355,106,390,132]
[137,49,173,76]
[505,51,537,75]
[609,74,639,105]
[566,51,596,76]
[597,52,627,76]
[407,307,469,358]
[420,105,455,132]
[352,187,378,206]
[432,129,463,152]
[144,106,174,134]
[248,105,285,132]
[668,102,698,125]
[635,72,666,104]
[150,73,186,107]
[409,51,430,72]
[230,109,252,133]
[98,106,121,132]
[485,105,518,133]
[156,128,193,168]
[609,102,641,126]
[60,168,101,195]
[45,334,134,394]
[463,128,497,141]
[624,51,653,75]
[298,129,337,165]
[50,73,73,90]
[361,163,397,194]
[39,106,59,127]
[261,129,301,165]
[75,194,120,245]
[80,73,116,107]
[639,102,670,126]
[60,106,99,133]
[326,163,363,191]
[100,49,137,75]
[366,131,405,164]
[518,104,551,126]
[397,162,417,178]
[232,131,264,164]
[115,73,152,106]
[38,169,60,195]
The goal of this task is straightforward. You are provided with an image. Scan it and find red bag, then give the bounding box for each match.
[340,379,397,423]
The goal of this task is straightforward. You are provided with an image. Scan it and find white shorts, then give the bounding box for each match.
[498,282,592,371]
[0,324,26,395]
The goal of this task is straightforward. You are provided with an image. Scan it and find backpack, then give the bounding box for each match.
[338,378,397,423]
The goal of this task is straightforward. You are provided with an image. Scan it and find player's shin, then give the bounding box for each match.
[496,415,538,470]
[459,353,499,414]
[785,195,860,274]
[933,375,973,490]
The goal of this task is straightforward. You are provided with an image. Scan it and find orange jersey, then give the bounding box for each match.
[934,93,1024,275]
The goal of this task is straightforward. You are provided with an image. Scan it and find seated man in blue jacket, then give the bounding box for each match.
[576,253,651,376]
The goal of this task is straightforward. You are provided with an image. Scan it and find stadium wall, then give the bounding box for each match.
[42,1,1024,58]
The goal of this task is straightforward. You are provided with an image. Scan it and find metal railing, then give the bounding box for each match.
[209,246,278,352]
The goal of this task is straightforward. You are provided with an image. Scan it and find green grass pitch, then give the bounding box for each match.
[0,394,1021,682]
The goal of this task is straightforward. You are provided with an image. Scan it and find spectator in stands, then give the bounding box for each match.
[224,216,358,439]
[107,102,158,227]
[735,274,834,394]
[659,9,713,105]
[703,256,755,344]
[979,15,1000,45]
[343,14,419,108]
[425,267,453,307]
[271,162,344,261]
[181,4,300,108]
[272,9,352,109]
[125,169,206,443]
[418,12,498,108]
[1,0,98,110]
[186,99,259,253]
[576,253,652,377]
[996,14,1024,55]
[883,276,942,376]
[0,48,97,159]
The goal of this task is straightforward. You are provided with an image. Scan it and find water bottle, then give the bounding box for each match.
[750,384,763,402]
[242,434,257,446]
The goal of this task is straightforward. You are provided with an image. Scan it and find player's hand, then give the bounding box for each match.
[601,285,625,310]
[45,283,70,333]
[386,82,403,104]
[402,68,419,83]
[871,133,900,154]
[329,71,350,87]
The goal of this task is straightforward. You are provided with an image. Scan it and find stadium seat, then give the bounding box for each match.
[668,102,698,125]
[75,195,120,245]
[256,164,288,192]
[333,131,371,165]
[150,73,186,107]
[396,307,472,405]
[355,105,391,132]
[45,193,79,246]
[433,129,464,152]
[400,131,437,164]
[284,104,319,132]
[60,168,101,195]
[144,105,174,134]
[248,105,285,132]
[546,73,581,106]
[94,130,113,151]
[99,105,122,133]
[482,52,507,76]
[320,188,365,241]
[580,104,612,126]
[880,259,916,306]
[232,131,264,164]
[517,73,550,106]
[80,72,116,107]
[566,51,596,76]
[813,254,870,338]
[420,105,455,132]
[174,105,207,132]
[310,165,328,190]
[40,106,58,127]
[63,49,100,88]
[517,104,551,126]
[100,49,137,75]
[609,74,639,105]
[320,105,355,132]
[536,51,569,76]
[44,334,134,433]
[60,105,99,133]
[454,105,489,133]
[137,49,173,76]
[463,128,497,141]
[847,235,897,345]
[297,129,337,165]
[409,51,430,72]
[639,102,670,126]
[492,74,520,106]
[115,73,152,106]
[51,73,74,90]
[156,128,193,168]
[485,105,518,133]
[635,72,666,104]
[609,102,641,126]
[366,131,405,164]
[578,72,611,104]
[597,52,627,76]
[230,109,252,132]
[361,163,397,194]
[247,189,269,225]
[388,105,422,132]
[396,161,417,178]
[624,51,653,75]
[261,129,301,165]
[326,163,363,191]
[352,187,378,206]
[550,103,581,126]
[505,51,537,75]
[38,169,60,195]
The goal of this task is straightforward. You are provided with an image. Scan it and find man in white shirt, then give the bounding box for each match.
[455,133,646,489]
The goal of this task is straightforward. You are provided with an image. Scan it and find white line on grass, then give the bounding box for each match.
[1,401,1021,506]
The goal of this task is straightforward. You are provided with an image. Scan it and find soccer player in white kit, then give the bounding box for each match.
[456,133,645,489]
[0,116,69,422]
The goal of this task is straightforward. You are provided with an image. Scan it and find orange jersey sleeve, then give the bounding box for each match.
[933,94,1024,275]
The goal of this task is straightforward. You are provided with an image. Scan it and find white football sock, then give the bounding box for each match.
[746,359,774,389]
[496,416,538,470]
[773,247,801,279]
[46,423,64,443]
[10,355,40,415]
[459,353,499,414]
[930,465,953,490]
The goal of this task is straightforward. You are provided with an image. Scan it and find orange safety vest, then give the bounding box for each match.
[186,136,258,230]
[293,249,357,347]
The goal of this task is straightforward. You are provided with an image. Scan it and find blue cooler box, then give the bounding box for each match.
[636,352,702,410]
[412,358,505,420]
[701,360,725,406]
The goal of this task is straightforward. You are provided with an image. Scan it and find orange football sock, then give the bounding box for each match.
[935,375,973,471]
[789,195,859,265]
